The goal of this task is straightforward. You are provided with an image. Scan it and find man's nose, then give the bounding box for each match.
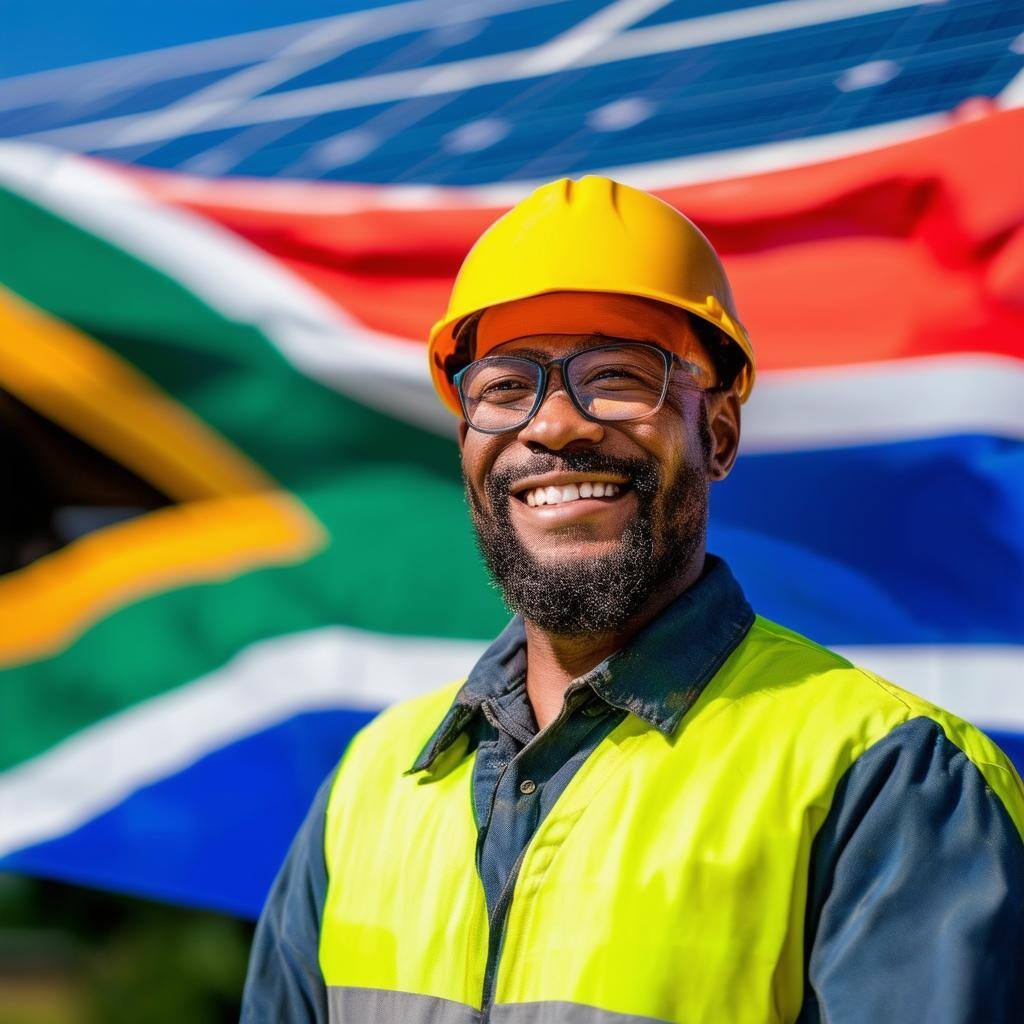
[515,376,604,451]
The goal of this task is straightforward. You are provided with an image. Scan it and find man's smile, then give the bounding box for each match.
[511,471,631,505]
[524,480,623,506]
[505,470,638,532]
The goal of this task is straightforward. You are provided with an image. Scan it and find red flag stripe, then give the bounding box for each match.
[122,107,1024,373]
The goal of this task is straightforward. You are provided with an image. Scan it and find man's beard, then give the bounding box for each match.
[465,417,711,637]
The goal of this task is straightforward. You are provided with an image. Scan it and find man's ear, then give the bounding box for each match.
[705,389,741,481]
[457,419,469,453]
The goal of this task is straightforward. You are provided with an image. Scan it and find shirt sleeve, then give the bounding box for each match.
[798,716,1024,1024]
[240,772,333,1024]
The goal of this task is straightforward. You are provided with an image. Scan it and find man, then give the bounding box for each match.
[242,176,1024,1023]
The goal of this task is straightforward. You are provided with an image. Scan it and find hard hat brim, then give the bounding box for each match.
[428,286,755,417]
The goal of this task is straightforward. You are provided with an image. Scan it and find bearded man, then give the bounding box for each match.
[242,177,1024,1024]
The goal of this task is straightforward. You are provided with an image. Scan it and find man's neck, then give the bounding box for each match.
[523,554,706,730]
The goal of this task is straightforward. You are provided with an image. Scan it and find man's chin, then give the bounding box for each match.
[520,536,628,569]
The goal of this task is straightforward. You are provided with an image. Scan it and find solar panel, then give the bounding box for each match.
[0,0,1021,183]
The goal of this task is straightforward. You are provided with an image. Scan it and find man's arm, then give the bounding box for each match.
[241,773,333,1024]
[798,717,1024,1023]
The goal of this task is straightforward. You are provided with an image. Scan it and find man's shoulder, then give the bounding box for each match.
[730,615,1024,827]
[732,613,911,715]
[737,613,960,727]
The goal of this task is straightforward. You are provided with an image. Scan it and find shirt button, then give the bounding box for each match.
[519,779,537,795]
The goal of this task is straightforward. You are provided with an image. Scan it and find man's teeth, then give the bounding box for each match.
[524,482,623,507]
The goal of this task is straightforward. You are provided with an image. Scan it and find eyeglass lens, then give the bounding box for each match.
[458,344,673,432]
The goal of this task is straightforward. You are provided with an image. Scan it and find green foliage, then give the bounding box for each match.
[0,875,253,1024]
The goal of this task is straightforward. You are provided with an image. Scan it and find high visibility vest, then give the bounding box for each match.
[318,616,1024,1023]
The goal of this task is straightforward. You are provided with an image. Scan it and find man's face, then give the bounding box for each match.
[458,330,739,636]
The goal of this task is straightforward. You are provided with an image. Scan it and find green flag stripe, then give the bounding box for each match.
[0,150,506,771]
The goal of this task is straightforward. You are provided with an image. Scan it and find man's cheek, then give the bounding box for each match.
[463,472,488,519]
[479,476,498,515]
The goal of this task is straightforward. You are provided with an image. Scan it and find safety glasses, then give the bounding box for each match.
[454,342,710,434]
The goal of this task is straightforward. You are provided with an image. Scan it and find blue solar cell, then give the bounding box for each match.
[230,142,308,177]
[928,0,1024,41]
[0,1,402,78]
[89,65,256,121]
[264,30,449,90]
[0,65,254,139]
[107,127,246,170]
[227,100,433,176]
[269,106,380,146]
[867,46,1021,111]
[632,0,786,30]
[5,65,253,139]
[0,101,63,136]
[260,2,607,96]
[85,141,197,167]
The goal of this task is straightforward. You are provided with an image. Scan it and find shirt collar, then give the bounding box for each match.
[409,555,753,774]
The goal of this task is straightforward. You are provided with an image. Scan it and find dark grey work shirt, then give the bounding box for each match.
[242,557,1024,1023]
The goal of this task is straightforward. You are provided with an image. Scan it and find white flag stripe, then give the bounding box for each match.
[740,355,1024,453]
[0,626,1021,858]
[0,626,485,858]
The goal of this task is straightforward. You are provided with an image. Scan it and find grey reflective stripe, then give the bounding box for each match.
[491,1001,673,1024]
[326,989,674,1024]
[327,987,479,1024]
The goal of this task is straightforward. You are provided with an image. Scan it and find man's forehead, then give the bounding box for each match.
[475,292,701,355]
[489,333,669,359]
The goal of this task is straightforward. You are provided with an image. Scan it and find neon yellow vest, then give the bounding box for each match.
[319,617,1024,1023]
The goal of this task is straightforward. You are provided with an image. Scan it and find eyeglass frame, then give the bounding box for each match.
[452,340,719,435]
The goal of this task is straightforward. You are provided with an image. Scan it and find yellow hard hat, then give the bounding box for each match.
[428,175,755,415]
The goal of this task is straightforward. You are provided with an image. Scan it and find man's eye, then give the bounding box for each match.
[480,378,532,398]
[583,367,652,387]
[591,367,638,381]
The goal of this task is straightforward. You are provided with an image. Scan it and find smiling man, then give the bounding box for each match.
[242,177,1024,1024]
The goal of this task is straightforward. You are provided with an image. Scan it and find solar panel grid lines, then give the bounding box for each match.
[0,0,923,150]
[0,66,260,139]
[278,0,614,180]
[0,0,1021,185]
[517,10,901,175]
[56,0,610,179]
[795,0,939,138]
[287,93,461,178]
[332,2,1023,185]
[119,58,1024,181]
[181,119,319,178]
[0,0,561,105]
[0,19,317,108]
[426,1,1019,181]
[178,0,941,134]
[631,0,780,28]
[0,0,569,141]
[89,9,460,169]
[260,0,601,95]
